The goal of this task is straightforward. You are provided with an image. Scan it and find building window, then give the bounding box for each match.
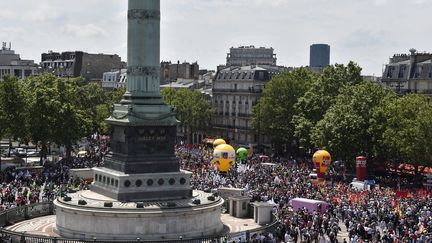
[414,66,422,78]
[387,66,395,78]
[398,65,406,78]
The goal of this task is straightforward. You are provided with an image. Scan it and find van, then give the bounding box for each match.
[289,198,329,213]
[349,181,371,191]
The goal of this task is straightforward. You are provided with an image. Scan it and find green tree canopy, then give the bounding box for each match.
[311,81,396,165]
[77,82,110,134]
[0,76,27,142]
[293,61,363,151]
[372,94,432,172]
[23,74,91,159]
[251,68,314,146]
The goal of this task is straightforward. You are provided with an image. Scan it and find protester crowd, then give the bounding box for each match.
[0,140,431,242]
[0,135,108,212]
[176,144,432,243]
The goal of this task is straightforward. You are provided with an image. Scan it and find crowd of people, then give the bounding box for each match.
[176,144,432,243]
[0,135,108,212]
[0,140,431,242]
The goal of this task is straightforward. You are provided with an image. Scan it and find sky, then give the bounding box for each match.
[1,0,431,76]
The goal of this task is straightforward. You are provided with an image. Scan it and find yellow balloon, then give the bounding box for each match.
[213,139,227,148]
[312,150,332,174]
[213,144,236,172]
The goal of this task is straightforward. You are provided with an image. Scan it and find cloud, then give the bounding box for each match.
[0,10,15,19]
[60,24,107,38]
[341,29,389,48]
[0,27,27,35]
[373,0,389,5]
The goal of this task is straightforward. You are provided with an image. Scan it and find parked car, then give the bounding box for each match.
[13,148,27,157]
[26,149,40,157]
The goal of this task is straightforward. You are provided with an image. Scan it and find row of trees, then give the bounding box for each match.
[0,74,123,159]
[253,62,432,171]
[0,74,215,159]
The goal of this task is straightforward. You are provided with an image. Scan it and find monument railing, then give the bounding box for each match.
[0,202,232,243]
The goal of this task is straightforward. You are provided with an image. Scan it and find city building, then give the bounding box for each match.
[40,51,124,82]
[226,46,277,66]
[310,43,330,68]
[212,65,279,146]
[101,69,127,90]
[160,78,205,90]
[160,61,199,84]
[104,60,201,90]
[382,49,432,94]
[0,42,37,80]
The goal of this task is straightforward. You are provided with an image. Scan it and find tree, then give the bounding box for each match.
[0,76,28,142]
[293,62,363,152]
[52,79,91,159]
[109,87,126,105]
[161,88,215,143]
[372,94,432,174]
[77,82,110,134]
[251,68,314,153]
[23,74,57,159]
[24,74,90,160]
[311,81,396,167]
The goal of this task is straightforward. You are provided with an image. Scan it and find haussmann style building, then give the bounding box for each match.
[382,49,432,95]
[226,45,277,67]
[211,46,290,147]
[212,66,282,147]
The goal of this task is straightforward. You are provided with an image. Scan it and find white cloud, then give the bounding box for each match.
[60,24,107,38]
[373,0,389,5]
[1,0,431,76]
[0,10,15,19]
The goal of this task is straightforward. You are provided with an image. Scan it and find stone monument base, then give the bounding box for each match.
[91,168,192,201]
[54,190,225,240]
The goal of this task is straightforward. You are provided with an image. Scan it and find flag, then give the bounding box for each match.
[26,190,31,201]
[396,191,408,198]
[394,203,403,218]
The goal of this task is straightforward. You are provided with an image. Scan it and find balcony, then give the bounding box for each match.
[213,88,263,94]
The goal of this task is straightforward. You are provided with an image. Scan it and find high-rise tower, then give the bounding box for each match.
[310,43,330,68]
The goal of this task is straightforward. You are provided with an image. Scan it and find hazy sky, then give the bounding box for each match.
[1,0,431,76]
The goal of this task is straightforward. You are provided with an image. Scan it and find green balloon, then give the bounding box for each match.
[236,148,248,161]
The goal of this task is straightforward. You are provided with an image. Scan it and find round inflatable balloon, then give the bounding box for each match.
[213,139,226,148]
[236,148,248,162]
[312,150,332,179]
[213,144,236,172]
